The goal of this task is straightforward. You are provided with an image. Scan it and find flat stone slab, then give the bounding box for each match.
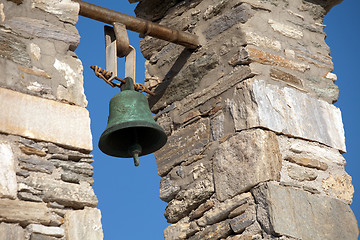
[228,79,345,152]
[0,87,92,151]
[0,142,17,199]
[65,208,103,240]
[252,182,359,240]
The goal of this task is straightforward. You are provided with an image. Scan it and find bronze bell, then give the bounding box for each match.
[98,77,167,166]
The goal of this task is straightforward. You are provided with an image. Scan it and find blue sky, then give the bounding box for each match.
[75,1,360,239]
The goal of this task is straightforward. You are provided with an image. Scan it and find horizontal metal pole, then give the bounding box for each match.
[74,0,200,49]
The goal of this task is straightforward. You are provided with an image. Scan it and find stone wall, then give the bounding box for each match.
[133,0,359,239]
[0,0,103,239]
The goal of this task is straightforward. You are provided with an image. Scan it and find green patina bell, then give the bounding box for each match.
[98,77,167,166]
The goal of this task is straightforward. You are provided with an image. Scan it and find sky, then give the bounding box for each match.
[75,1,360,239]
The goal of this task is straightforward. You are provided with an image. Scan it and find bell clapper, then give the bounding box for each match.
[129,143,142,167]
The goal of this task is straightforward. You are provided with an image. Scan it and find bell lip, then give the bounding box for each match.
[98,120,168,158]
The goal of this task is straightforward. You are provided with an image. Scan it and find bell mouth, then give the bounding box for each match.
[98,120,167,158]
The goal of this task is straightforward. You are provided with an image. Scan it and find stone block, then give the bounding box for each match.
[0,223,24,240]
[252,182,359,240]
[204,4,253,40]
[7,17,80,48]
[0,199,63,226]
[164,179,214,223]
[287,164,318,182]
[245,32,282,52]
[197,193,252,227]
[0,142,17,199]
[0,87,92,151]
[64,208,104,240]
[268,19,303,39]
[229,47,310,72]
[213,129,282,201]
[188,219,232,240]
[0,31,31,67]
[27,224,64,238]
[21,173,97,209]
[189,200,214,220]
[155,118,211,176]
[322,174,354,204]
[30,234,58,240]
[229,214,254,234]
[228,79,346,152]
[270,68,303,87]
[31,0,79,24]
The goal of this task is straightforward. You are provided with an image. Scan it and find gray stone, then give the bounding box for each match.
[188,219,232,240]
[164,179,214,223]
[7,17,80,48]
[21,174,97,209]
[252,182,359,240]
[197,193,252,227]
[64,208,103,240]
[0,199,62,226]
[31,0,80,24]
[30,234,58,240]
[27,224,64,238]
[159,176,181,202]
[0,87,92,152]
[61,171,94,185]
[228,79,346,152]
[213,129,282,201]
[189,200,214,220]
[155,118,211,176]
[287,164,318,181]
[0,142,17,199]
[229,214,254,234]
[18,157,54,174]
[204,4,253,40]
[163,220,199,240]
[18,192,42,202]
[228,202,249,219]
[0,223,24,240]
[0,31,31,67]
[50,159,94,176]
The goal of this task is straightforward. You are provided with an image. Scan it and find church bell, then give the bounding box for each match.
[98,78,167,166]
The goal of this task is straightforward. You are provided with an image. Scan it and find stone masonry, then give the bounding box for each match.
[132,0,359,239]
[0,1,103,239]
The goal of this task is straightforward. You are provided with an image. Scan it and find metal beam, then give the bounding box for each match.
[74,0,200,49]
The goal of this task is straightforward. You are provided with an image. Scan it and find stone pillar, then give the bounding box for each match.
[133,0,359,239]
[0,1,103,239]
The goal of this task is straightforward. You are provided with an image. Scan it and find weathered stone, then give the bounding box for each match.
[50,159,94,177]
[229,48,310,72]
[18,192,42,202]
[7,17,80,48]
[21,174,97,209]
[64,208,104,240]
[228,79,346,152]
[17,66,52,79]
[61,171,94,185]
[285,156,328,171]
[228,202,249,219]
[210,111,225,141]
[293,46,333,71]
[226,235,252,240]
[197,193,252,227]
[0,223,24,240]
[0,87,92,151]
[188,220,232,240]
[0,31,31,67]
[213,129,281,201]
[163,221,195,240]
[30,234,58,240]
[20,145,47,157]
[287,164,318,181]
[155,118,211,176]
[0,199,62,226]
[0,142,17,199]
[27,224,64,238]
[229,214,254,234]
[322,174,354,204]
[252,182,359,240]
[18,157,54,174]
[159,176,181,202]
[202,0,229,20]
[245,32,281,52]
[204,4,253,40]
[325,72,337,82]
[268,19,303,39]
[270,68,303,86]
[31,0,79,24]
[189,200,214,220]
[164,179,214,223]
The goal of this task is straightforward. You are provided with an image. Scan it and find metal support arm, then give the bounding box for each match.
[73,0,200,49]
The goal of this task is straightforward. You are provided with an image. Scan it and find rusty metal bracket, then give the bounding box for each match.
[74,0,199,49]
